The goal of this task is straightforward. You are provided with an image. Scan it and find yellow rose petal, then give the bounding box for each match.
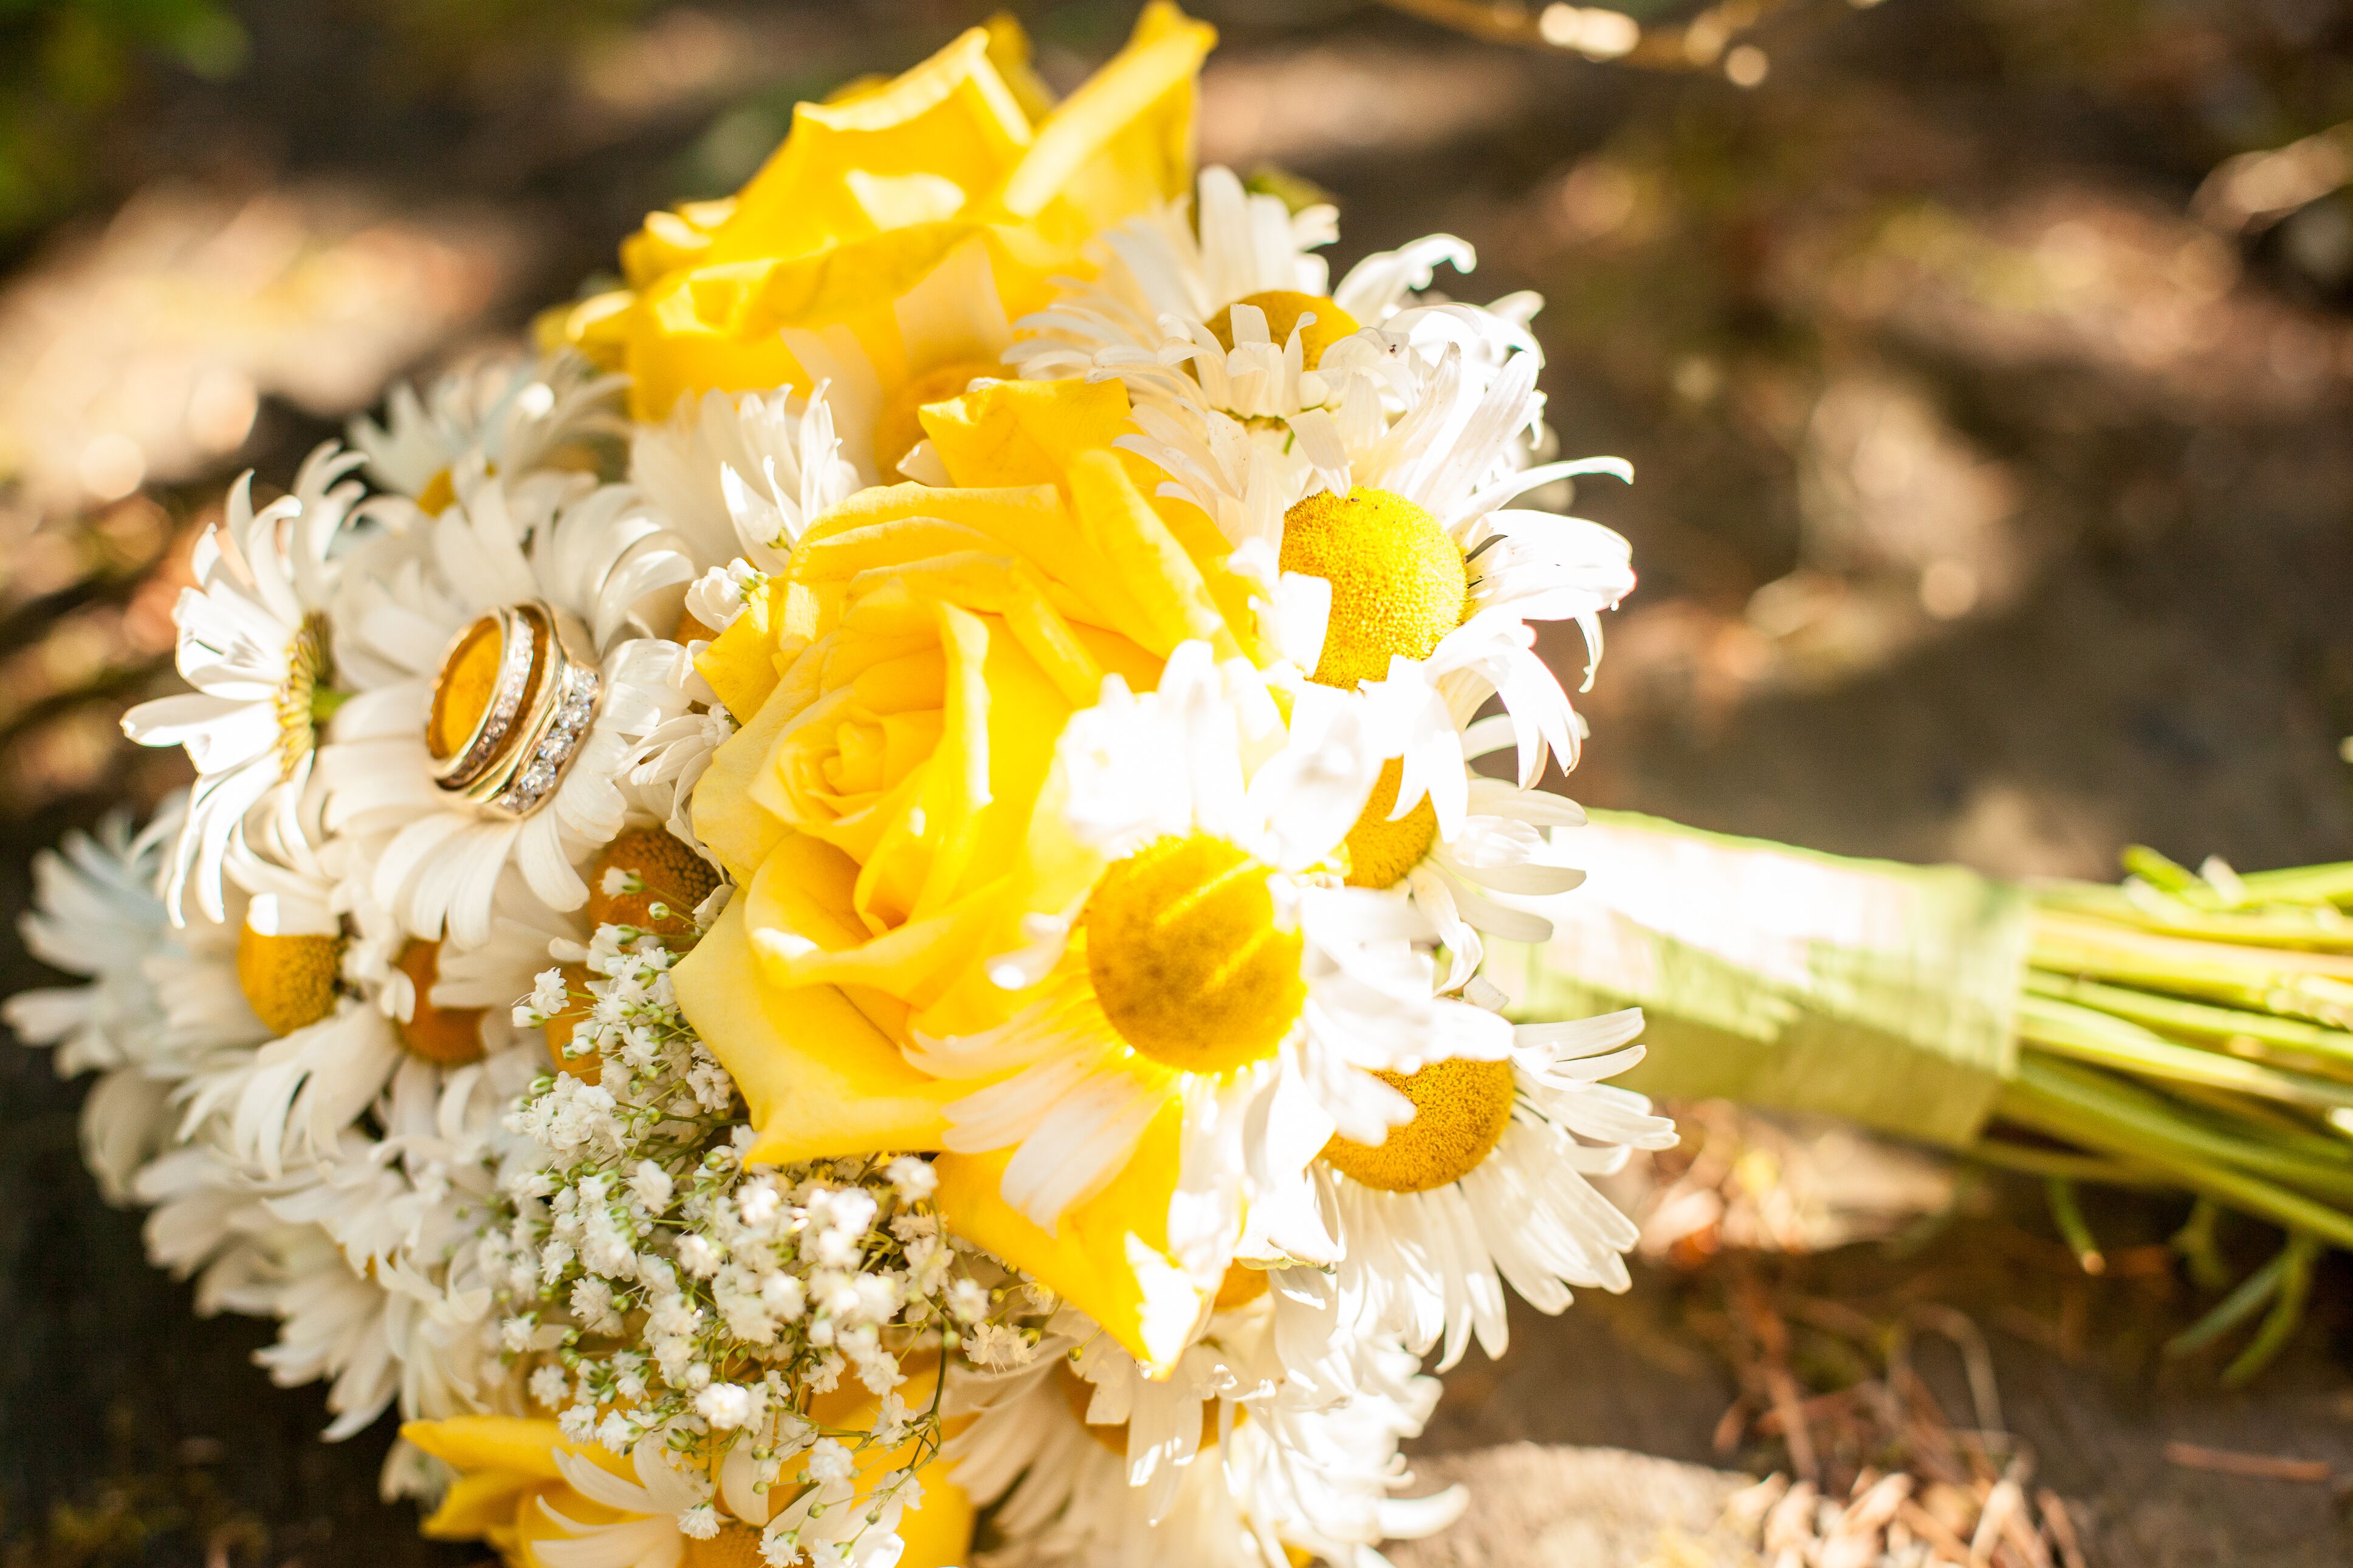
[712,28,1032,266]
[935,1109,1206,1372]
[803,482,1125,639]
[672,893,961,1167]
[399,1417,628,1484]
[1063,446,1240,660]
[994,4,1215,236]
[695,586,788,723]
[416,1472,541,1542]
[901,1484,980,1568]
[621,197,737,289]
[624,260,813,420]
[590,7,1213,414]
[919,374,1134,488]
[983,12,1059,123]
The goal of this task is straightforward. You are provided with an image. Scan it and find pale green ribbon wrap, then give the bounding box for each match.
[1485,810,2038,1150]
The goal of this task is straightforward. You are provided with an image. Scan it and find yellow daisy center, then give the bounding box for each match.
[394,940,486,1065]
[587,826,721,937]
[1320,1057,1517,1193]
[427,615,513,762]
[1213,1263,1270,1310]
[416,466,458,516]
[1206,290,1360,370]
[273,612,337,781]
[873,358,1000,478]
[1279,487,1468,691]
[1083,834,1305,1076]
[682,1527,766,1568]
[235,923,342,1036]
[1343,759,1439,890]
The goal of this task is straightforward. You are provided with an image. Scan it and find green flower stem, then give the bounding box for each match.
[2221,1235,2320,1388]
[2024,971,2353,1075]
[1963,1138,2164,1188]
[2163,1238,2298,1358]
[2032,883,2353,951]
[2031,914,2353,1025]
[2045,1176,2105,1273]
[2016,992,2353,1112]
[2033,914,2353,995]
[2234,862,2353,906]
[1997,1060,2353,1249]
[2121,846,2353,909]
[2170,1199,2232,1291]
[2152,1078,2352,1160]
[2013,1055,2353,1197]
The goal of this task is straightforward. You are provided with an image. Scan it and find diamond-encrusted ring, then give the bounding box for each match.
[427,603,539,793]
[428,600,602,818]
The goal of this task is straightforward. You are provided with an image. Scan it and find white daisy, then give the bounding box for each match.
[180,863,570,1178]
[120,442,371,921]
[1135,338,1637,801]
[1031,1287,1285,1522]
[137,853,275,1080]
[1290,1007,1675,1372]
[949,1326,1462,1568]
[261,1041,538,1428]
[134,1142,284,1314]
[1338,712,1592,993]
[493,1373,952,1568]
[908,642,1512,1282]
[132,776,554,1177]
[4,799,178,1200]
[1009,165,1532,436]
[259,1227,414,1439]
[317,468,701,946]
[133,1142,407,1439]
[137,1027,531,1442]
[0,794,371,1202]
[348,349,625,508]
[620,705,737,857]
[630,383,861,634]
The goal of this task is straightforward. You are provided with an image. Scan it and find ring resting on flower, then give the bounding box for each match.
[426,598,605,818]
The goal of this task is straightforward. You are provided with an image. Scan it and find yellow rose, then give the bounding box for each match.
[690,375,1257,995]
[548,5,1214,425]
[676,377,1267,1366]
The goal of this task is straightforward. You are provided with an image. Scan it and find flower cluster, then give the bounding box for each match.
[485,922,1041,1565]
[9,8,1676,1567]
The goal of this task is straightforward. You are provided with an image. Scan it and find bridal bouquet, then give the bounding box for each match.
[6,9,1673,1564]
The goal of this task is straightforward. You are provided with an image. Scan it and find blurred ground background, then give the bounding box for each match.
[0,0,2350,1562]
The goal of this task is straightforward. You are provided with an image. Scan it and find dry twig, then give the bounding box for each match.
[2162,1442,2335,1484]
[1709,1270,2077,1567]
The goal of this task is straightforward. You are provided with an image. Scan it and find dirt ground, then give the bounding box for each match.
[1,0,2349,1562]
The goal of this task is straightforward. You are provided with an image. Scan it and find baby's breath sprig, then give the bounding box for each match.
[492,920,1049,1566]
